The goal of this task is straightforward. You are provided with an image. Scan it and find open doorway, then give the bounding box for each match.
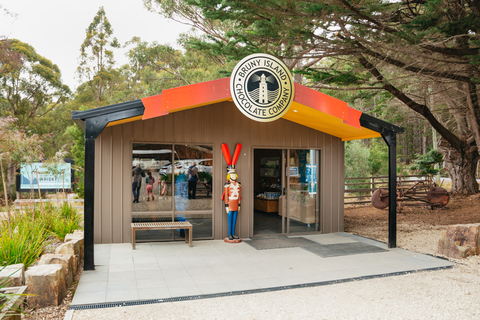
[254,148,321,236]
[253,149,283,235]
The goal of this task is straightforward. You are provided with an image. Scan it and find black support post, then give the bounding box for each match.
[382,131,397,248]
[73,102,145,271]
[359,113,403,249]
[83,117,109,270]
[83,136,96,270]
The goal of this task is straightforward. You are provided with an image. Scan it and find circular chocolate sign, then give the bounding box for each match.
[230,54,294,122]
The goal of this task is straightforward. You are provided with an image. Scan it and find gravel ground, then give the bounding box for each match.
[67,229,480,320]
[68,259,480,320]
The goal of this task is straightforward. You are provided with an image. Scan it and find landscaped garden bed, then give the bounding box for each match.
[0,201,83,318]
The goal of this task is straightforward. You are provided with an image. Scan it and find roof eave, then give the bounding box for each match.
[71,99,144,121]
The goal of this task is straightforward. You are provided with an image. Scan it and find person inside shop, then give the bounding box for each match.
[132,164,145,203]
[146,171,156,201]
[224,170,241,241]
[187,162,200,199]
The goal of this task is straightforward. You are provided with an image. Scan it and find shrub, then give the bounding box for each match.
[345,140,371,179]
[0,214,50,268]
[43,202,82,241]
[50,213,81,241]
[345,140,372,195]
[0,202,82,268]
[410,150,443,175]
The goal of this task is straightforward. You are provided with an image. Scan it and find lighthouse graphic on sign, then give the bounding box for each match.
[259,74,268,103]
[247,71,280,105]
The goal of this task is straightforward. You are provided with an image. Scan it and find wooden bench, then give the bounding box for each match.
[193,182,211,198]
[131,221,193,249]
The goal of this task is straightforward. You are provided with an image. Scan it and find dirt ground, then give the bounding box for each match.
[345,193,480,255]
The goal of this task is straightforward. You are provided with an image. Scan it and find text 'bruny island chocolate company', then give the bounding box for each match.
[230,54,295,122]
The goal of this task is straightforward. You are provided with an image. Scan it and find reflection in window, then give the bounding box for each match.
[132,144,173,213]
[174,145,213,212]
[131,143,214,241]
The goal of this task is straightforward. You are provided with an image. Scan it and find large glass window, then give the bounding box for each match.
[131,143,213,241]
[132,144,173,212]
[174,145,213,212]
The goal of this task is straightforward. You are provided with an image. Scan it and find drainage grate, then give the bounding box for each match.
[69,265,454,311]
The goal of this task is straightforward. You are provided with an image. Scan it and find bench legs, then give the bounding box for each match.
[189,227,192,247]
[185,227,193,247]
[131,227,193,249]
[132,229,136,250]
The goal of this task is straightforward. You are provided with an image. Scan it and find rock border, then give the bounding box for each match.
[0,230,84,310]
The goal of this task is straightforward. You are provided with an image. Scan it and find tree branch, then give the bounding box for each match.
[421,44,479,57]
[311,85,384,91]
[358,55,464,150]
[339,0,399,34]
[357,42,473,83]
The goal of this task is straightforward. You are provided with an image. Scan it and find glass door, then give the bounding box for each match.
[253,149,283,235]
[286,149,320,233]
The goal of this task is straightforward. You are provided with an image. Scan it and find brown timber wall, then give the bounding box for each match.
[94,101,345,243]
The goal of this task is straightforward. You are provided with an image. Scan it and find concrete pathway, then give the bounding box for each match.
[69,232,453,311]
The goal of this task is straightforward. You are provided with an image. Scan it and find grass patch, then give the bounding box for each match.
[0,202,83,268]
[0,214,50,268]
[49,203,82,241]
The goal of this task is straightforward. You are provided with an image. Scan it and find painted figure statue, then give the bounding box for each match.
[224,169,241,240]
[221,143,242,242]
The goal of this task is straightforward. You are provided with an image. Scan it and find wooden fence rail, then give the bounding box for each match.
[344,174,429,205]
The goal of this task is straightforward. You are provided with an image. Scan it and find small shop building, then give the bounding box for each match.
[72,54,403,270]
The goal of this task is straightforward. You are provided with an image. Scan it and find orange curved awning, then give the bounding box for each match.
[142,78,232,120]
[140,77,381,141]
[284,84,381,141]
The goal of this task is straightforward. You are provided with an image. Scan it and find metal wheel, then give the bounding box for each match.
[371,188,389,209]
[427,187,450,208]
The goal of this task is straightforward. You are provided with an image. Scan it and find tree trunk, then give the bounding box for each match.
[0,157,13,234]
[438,138,479,194]
[6,162,16,198]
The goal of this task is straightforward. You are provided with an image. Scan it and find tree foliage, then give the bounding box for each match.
[410,149,444,175]
[77,6,120,106]
[148,0,480,194]
[68,7,234,193]
[0,117,43,227]
[0,38,71,197]
[345,140,372,178]
[345,139,390,178]
[0,39,71,128]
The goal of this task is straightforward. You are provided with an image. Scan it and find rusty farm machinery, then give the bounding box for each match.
[371,176,449,210]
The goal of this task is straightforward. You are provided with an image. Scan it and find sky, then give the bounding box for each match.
[1,0,191,90]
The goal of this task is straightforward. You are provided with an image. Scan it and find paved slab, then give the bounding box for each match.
[70,232,454,309]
